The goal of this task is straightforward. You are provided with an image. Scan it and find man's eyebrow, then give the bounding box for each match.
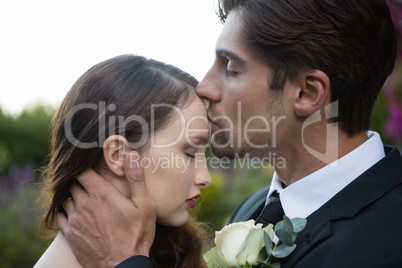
[216,49,246,65]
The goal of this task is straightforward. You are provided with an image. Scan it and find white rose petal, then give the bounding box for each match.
[236,227,265,266]
[214,220,263,267]
[203,247,230,268]
[264,223,274,241]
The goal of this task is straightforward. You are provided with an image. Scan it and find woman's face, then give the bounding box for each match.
[140,96,211,227]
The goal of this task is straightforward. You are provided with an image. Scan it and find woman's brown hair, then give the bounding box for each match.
[40,54,207,267]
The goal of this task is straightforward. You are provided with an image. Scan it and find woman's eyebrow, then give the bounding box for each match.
[188,135,209,145]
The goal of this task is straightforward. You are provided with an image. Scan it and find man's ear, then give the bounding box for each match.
[294,70,330,117]
[103,135,132,177]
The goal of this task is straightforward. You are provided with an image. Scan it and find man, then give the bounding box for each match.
[58,0,402,267]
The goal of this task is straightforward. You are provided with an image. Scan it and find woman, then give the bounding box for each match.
[35,55,211,268]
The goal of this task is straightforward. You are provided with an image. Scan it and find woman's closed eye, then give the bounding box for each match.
[185,153,196,159]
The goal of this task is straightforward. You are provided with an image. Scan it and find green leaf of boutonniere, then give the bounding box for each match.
[263,231,273,255]
[290,218,307,233]
[274,229,293,246]
[272,244,297,258]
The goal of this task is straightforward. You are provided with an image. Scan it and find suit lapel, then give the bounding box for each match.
[281,146,402,267]
[230,186,269,223]
[278,203,332,267]
[245,198,266,221]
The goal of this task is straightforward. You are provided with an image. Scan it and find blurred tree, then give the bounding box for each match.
[0,105,54,175]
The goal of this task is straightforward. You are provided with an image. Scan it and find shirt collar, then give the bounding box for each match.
[266,131,385,219]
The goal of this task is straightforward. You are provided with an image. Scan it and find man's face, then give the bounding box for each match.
[196,11,286,159]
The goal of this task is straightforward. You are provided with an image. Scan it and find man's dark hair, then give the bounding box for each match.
[218,0,397,136]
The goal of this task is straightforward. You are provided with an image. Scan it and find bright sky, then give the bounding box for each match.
[0,0,223,115]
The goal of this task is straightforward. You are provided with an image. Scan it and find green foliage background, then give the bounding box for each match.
[0,105,54,174]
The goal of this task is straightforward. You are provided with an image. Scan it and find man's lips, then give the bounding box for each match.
[185,193,201,208]
[208,115,219,128]
[207,114,215,123]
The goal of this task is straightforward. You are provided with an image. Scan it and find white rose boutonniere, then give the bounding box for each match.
[203,216,307,268]
[204,220,274,267]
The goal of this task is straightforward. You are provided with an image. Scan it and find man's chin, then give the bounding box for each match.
[210,133,255,159]
[210,144,248,159]
[210,146,234,159]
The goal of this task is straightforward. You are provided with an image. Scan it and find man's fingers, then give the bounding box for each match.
[56,212,69,234]
[70,183,87,204]
[55,154,156,266]
[124,151,150,208]
[63,197,73,211]
[76,168,112,195]
[62,196,77,219]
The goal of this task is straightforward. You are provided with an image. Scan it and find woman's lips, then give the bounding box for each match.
[185,199,196,208]
[186,194,201,208]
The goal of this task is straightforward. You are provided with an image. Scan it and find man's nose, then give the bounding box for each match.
[196,67,222,103]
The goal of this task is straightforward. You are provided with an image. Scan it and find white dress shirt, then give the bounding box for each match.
[266,131,385,220]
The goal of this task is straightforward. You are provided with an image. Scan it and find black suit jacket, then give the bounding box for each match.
[230,146,402,268]
[115,255,153,268]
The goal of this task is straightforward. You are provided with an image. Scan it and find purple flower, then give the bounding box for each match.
[8,163,35,188]
[387,0,402,32]
[387,0,402,57]
[0,163,35,208]
[385,102,402,143]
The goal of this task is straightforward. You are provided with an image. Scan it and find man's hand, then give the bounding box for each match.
[56,151,156,268]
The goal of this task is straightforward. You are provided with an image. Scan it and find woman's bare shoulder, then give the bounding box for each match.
[34,232,83,268]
